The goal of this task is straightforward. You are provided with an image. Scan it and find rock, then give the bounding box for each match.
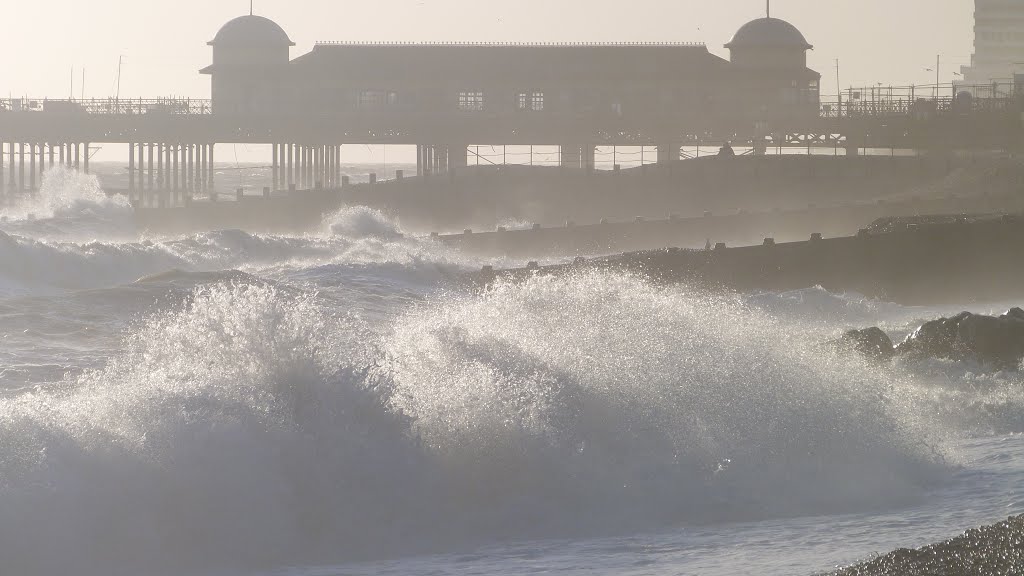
[895,309,1024,370]
[835,327,895,361]
[833,515,1024,575]
[839,308,1024,370]
[894,312,971,360]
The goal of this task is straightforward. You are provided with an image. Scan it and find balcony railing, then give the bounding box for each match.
[0,97,212,115]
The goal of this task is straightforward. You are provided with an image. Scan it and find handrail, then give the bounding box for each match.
[0,97,212,115]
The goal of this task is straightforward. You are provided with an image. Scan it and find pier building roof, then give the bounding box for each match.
[209,15,295,47]
[289,42,729,82]
[725,17,812,50]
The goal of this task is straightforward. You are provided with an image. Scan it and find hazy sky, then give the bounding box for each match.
[4,0,975,100]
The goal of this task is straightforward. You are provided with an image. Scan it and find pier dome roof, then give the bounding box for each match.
[209,15,295,47]
[725,17,812,50]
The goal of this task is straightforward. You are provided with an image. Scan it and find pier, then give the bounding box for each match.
[1,12,1022,217]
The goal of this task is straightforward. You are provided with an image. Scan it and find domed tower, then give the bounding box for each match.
[725,11,820,126]
[201,15,295,114]
[725,17,813,69]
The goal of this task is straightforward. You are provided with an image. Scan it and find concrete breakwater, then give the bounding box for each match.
[435,193,1024,258]
[341,155,1024,232]
[131,155,1024,236]
[475,213,1024,306]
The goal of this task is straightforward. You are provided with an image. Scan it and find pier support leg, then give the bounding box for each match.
[48,144,54,169]
[449,145,468,172]
[59,143,65,166]
[435,146,448,174]
[306,145,312,188]
[657,142,679,165]
[128,143,136,202]
[208,144,215,193]
[316,145,323,188]
[583,144,596,173]
[147,144,155,200]
[272,143,279,191]
[560,145,582,169]
[335,145,342,186]
[18,143,25,192]
[157,144,164,191]
[287,143,294,188]
[172,144,179,201]
[29,144,36,192]
[324,145,332,188]
[7,143,14,192]
[83,143,89,174]
[0,143,4,196]
[307,146,313,188]
[198,145,206,194]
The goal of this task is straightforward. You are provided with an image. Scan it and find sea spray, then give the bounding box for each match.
[327,205,405,239]
[0,273,954,575]
[385,272,949,526]
[0,165,134,239]
[0,283,419,575]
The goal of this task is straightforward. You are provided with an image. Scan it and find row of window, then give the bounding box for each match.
[465,91,545,111]
[358,90,545,112]
[354,87,818,112]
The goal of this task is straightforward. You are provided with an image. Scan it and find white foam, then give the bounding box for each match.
[0,272,962,574]
[0,166,134,240]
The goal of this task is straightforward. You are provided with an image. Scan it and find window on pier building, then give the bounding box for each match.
[516,91,545,111]
[359,90,399,107]
[458,91,485,111]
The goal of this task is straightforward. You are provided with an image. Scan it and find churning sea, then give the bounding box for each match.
[0,165,1021,576]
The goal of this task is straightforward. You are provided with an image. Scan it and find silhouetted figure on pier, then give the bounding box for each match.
[718,142,735,157]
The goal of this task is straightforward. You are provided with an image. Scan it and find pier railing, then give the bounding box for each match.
[0,97,212,115]
[818,81,1022,119]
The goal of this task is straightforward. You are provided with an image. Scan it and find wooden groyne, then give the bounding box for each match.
[474,213,1024,306]
[132,155,1024,237]
[434,192,1024,258]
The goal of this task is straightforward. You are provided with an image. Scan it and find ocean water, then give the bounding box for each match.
[0,166,1021,576]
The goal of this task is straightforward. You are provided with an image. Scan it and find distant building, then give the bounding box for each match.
[961,0,1024,86]
[200,13,820,138]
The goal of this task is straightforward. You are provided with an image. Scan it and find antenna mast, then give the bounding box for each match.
[116,56,123,101]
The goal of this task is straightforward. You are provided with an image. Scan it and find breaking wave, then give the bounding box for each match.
[0,272,952,575]
[0,166,134,239]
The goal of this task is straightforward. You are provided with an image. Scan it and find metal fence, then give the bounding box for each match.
[0,97,212,115]
[818,81,1022,119]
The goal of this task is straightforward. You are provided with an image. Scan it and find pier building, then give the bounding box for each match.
[198,13,820,171]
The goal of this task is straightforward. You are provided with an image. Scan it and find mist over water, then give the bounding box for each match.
[0,168,1021,576]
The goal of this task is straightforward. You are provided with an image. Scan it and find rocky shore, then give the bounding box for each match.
[839,308,1024,370]
[832,515,1023,575]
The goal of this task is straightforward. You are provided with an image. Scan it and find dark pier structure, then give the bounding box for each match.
[0,10,1022,220]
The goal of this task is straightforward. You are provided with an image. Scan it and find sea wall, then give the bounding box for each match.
[342,155,1024,232]
[480,214,1024,306]
[436,193,1024,258]
[132,155,1024,237]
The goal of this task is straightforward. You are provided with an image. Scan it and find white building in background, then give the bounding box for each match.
[961,0,1024,88]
